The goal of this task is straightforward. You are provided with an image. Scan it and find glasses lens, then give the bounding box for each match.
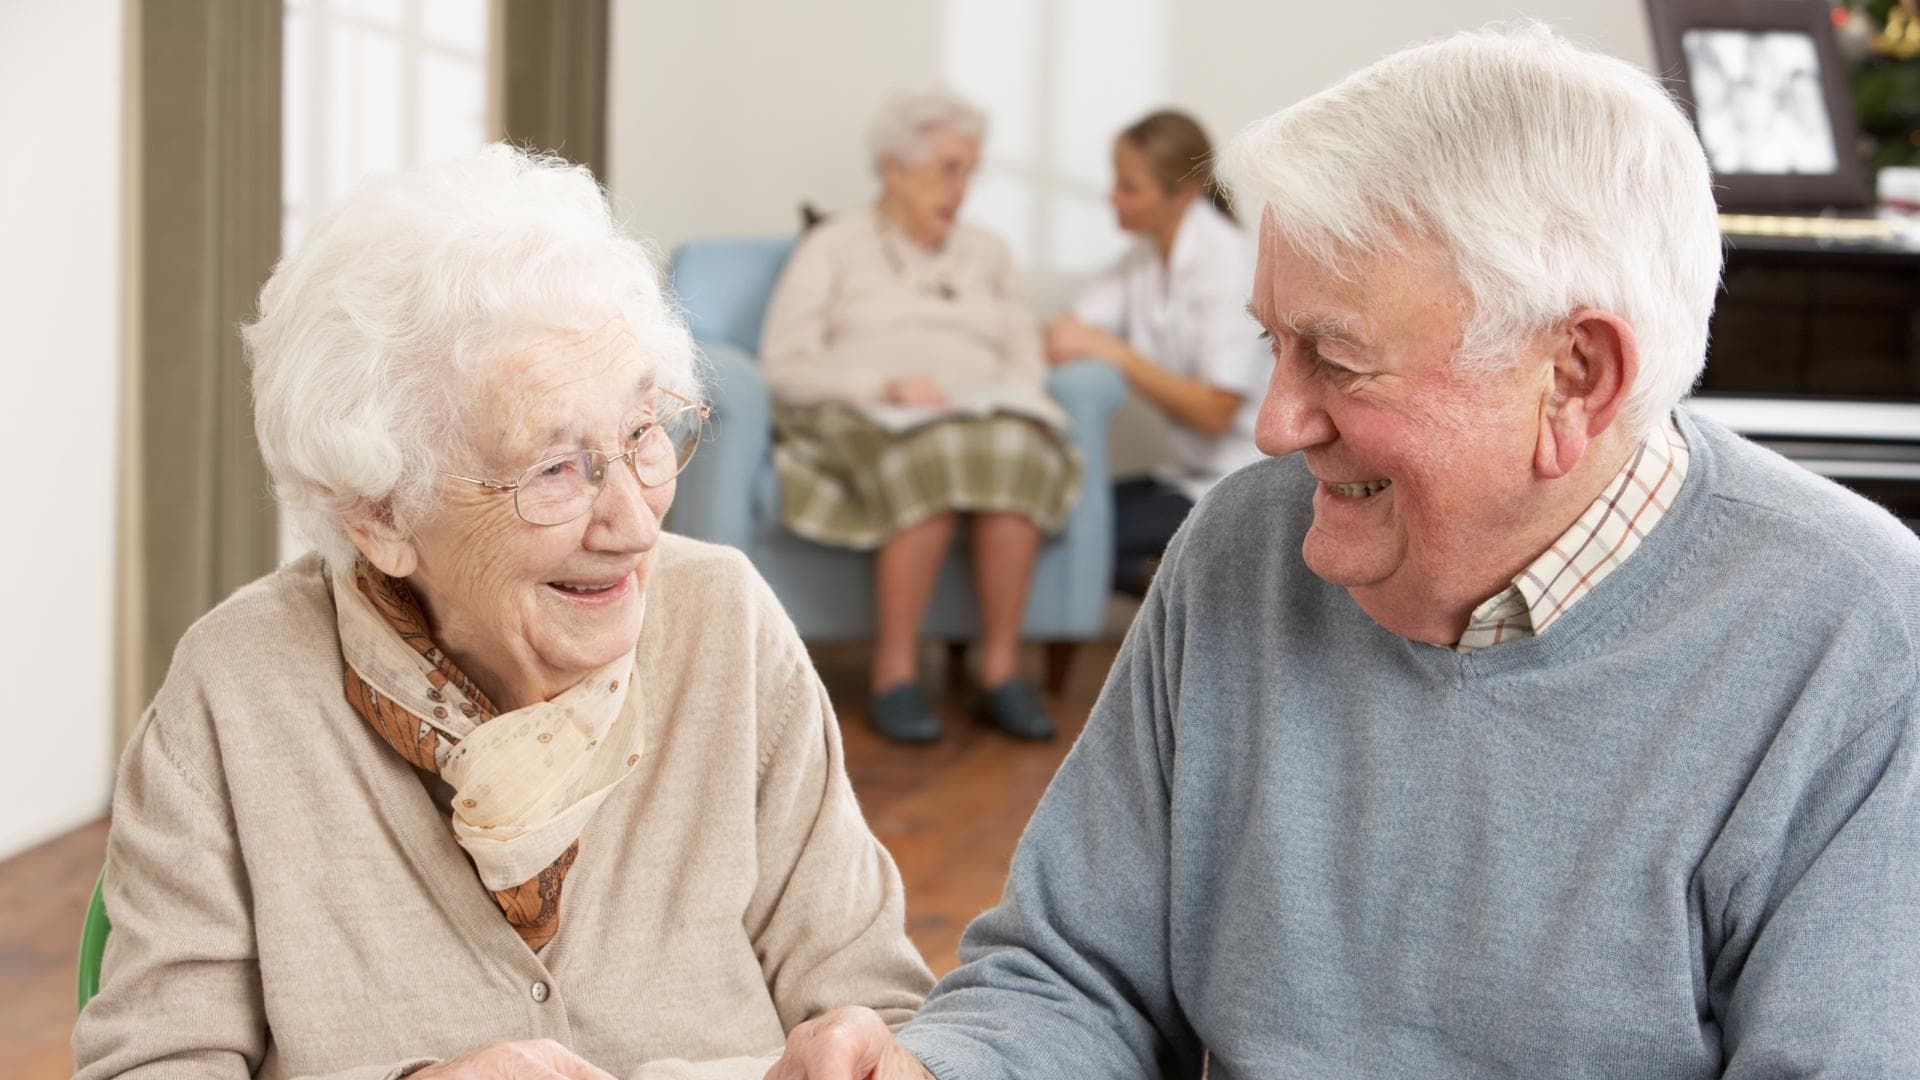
[516,451,601,526]
[633,406,704,486]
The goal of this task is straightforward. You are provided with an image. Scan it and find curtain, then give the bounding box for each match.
[116,0,282,747]
[500,0,611,181]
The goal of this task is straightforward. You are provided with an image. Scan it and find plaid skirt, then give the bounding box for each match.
[772,405,1082,550]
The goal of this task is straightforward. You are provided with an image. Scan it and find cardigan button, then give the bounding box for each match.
[530,980,550,1003]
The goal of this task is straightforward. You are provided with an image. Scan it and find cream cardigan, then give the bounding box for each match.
[72,535,933,1079]
[759,208,1067,431]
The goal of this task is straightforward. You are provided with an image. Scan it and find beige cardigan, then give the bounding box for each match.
[759,207,1067,430]
[72,536,933,1080]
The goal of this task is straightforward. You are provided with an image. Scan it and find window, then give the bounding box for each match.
[280,0,493,560]
[944,0,1169,301]
[283,0,493,255]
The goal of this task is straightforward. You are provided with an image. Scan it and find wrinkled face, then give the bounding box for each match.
[1109,139,1182,235]
[1248,216,1550,614]
[406,318,674,706]
[880,127,980,247]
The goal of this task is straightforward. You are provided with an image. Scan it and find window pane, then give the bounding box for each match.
[420,0,487,56]
[963,171,1037,268]
[1048,187,1130,276]
[283,6,313,210]
[418,51,488,163]
[327,22,406,195]
[340,0,402,30]
[282,207,307,260]
[1054,0,1167,189]
[943,0,1038,166]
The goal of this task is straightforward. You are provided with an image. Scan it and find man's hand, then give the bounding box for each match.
[1044,315,1121,365]
[882,375,951,408]
[409,1039,616,1079]
[764,1007,936,1080]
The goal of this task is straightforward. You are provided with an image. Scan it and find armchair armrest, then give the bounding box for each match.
[665,339,772,550]
[1041,359,1128,635]
[1046,358,1129,434]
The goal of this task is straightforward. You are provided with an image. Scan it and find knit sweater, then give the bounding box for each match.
[72,535,933,1080]
[899,409,1920,1078]
[759,208,1066,430]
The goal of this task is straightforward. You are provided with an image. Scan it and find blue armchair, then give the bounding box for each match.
[665,236,1126,649]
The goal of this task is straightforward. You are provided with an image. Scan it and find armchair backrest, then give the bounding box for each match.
[668,237,797,357]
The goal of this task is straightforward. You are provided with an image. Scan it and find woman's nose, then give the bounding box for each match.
[583,460,661,552]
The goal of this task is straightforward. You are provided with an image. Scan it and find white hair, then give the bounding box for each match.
[244,144,699,569]
[868,88,988,172]
[1216,22,1723,438]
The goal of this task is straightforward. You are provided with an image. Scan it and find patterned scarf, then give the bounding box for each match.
[334,563,647,951]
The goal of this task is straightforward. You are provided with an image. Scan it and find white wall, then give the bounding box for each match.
[0,0,124,860]
[607,0,943,255]
[607,0,1654,475]
[608,0,1653,300]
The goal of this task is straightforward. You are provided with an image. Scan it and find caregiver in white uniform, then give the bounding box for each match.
[1045,110,1267,595]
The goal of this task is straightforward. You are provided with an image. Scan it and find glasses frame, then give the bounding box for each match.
[442,386,712,527]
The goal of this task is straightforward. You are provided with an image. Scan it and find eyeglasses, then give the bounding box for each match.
[442,387,712,526]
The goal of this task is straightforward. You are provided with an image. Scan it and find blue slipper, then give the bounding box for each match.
[973,680,1055,740]
[870,684,940,743]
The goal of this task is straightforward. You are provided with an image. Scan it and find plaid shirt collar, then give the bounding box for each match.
[1456,418,1690,653]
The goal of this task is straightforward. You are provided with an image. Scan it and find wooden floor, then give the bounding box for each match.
[0,639,1118,1078]
[0,815,111,1079]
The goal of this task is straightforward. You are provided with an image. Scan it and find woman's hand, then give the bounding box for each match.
[882,375,951,408]
[409,1039,615,1079]
[764,1007,935,1080]
[1044,315,1120,365]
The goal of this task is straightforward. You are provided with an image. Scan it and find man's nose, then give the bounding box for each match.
[1253,356,1336,457]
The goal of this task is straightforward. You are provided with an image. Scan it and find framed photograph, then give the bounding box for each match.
[1645,0,1871,211]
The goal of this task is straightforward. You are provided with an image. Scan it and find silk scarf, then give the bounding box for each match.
[333,563,647,951]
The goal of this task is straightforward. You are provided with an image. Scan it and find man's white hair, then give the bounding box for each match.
[244,144,699,569]
[868,88,988,172]
[1217,22,1723,438]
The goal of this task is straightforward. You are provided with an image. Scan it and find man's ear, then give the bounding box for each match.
[343,501,419,578]
[1534,308,1639,480]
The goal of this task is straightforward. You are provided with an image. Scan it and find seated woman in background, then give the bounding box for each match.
[72,146,932,1080]
[760,90,1078,744]
[1046,110,1266,595]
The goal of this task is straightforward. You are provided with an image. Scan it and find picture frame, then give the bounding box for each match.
[1644,0,1872,211]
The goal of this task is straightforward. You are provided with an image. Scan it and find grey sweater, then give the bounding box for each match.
[899,411,1920,1078]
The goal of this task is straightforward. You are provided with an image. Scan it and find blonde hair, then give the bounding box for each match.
[1121,109,1233,222]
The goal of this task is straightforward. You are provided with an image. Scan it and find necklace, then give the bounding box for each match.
[876,214,959,301]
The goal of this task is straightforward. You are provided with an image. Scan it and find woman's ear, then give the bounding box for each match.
[343,502,419,578]
[1534,309,1639,480]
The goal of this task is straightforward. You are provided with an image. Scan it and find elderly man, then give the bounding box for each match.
[769,23,1920,1080]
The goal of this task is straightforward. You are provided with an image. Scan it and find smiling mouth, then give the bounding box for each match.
[1325,478,1392,498]
[547,574,631,598]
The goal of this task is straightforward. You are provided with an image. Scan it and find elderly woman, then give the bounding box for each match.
[72,147,932,1080]
[760,90,1077,744]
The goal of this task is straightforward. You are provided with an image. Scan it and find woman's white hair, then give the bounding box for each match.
[1216,22,1723,438]
[245,144,699,569]
[868,88,988,172]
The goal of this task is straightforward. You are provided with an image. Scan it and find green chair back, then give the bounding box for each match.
[76,865,110,1012]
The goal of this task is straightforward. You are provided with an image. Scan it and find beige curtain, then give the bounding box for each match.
[500,0,611,181]
[115,1,282,747]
